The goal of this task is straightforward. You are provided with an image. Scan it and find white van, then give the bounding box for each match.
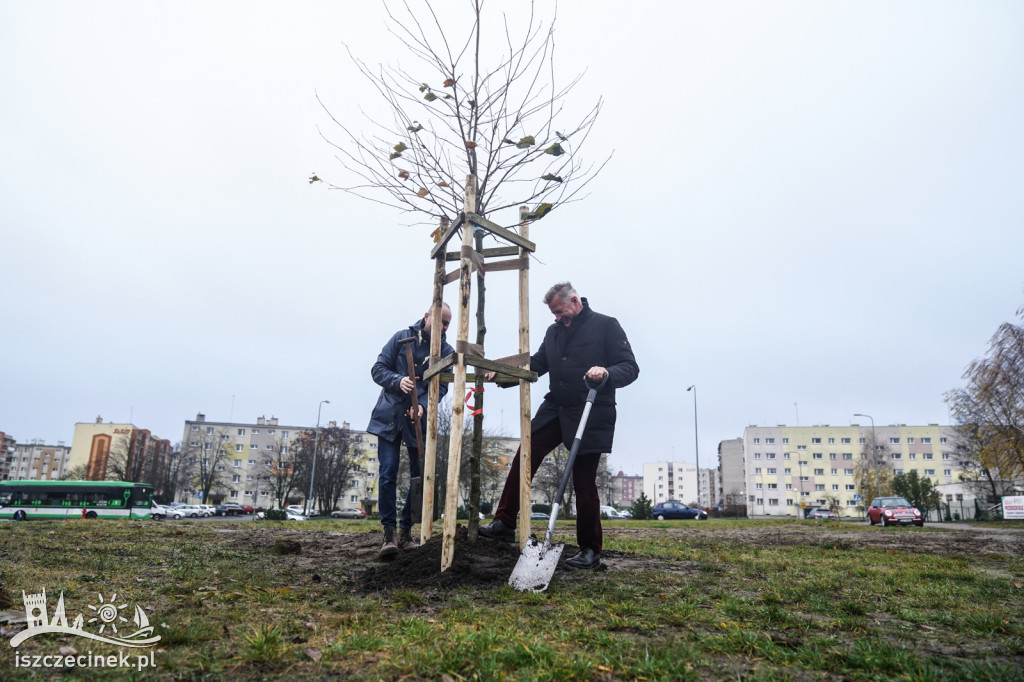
[600,505,626,519]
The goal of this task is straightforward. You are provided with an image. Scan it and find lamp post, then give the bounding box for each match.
[305,400,330,515]
[687,385,700,508]
[853,413,881,498]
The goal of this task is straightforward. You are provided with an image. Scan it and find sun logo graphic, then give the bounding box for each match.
[87,594,129,635]
[9,588,161,648]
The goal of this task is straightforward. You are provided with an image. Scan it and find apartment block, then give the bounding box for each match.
[68,418,171,487]
[742,423,966,518]
[5,440,73,481]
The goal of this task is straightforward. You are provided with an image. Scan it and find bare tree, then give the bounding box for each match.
[317,0,606,225]
[318,0,608,528]
[180,427,233,503]
[946,305,1024,486]
[262,438,307,510]
[292,425,366,514]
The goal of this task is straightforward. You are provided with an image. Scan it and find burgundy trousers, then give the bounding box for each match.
[492,418,603,553]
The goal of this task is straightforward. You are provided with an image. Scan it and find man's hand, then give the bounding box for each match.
[400,376,415,393]
[585,366,608,382]
[406,404,422,419]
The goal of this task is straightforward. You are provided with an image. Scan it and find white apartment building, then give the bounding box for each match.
[742,423,967,518]
[2,439,72,481]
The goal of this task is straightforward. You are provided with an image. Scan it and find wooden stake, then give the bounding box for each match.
[517,206,533,550]
[421,217,448,542]
[441,177,477,571]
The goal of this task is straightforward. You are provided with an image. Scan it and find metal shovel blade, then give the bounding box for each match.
[508,538,564,592]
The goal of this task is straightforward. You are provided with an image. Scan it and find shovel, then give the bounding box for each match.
[509,374,607,592]
[398,337,426,520]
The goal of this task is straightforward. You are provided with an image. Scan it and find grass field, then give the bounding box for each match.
[1,518,1022,680]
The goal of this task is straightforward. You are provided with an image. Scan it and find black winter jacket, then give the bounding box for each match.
[530,298,639,454]
[367,318,454,445]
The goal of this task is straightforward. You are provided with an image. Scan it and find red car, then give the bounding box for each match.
[867,496,924,527]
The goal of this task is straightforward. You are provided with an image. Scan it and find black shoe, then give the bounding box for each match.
[566,548,601,569]
[479,518,515,542]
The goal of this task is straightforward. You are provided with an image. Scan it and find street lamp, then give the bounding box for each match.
[305,400,330,515]
[687,385,700,508]
[853,413,881,498]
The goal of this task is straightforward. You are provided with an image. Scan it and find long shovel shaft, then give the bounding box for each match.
[543,387,597,547]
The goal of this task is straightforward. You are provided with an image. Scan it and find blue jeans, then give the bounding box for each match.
[376,433,421,530]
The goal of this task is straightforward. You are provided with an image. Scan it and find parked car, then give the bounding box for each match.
[238,504,255,514]
[170,505,203,519]
[150,504,173,520]
[197,504,216,517]
[867,497,924,526]
[601,505,630,519]
[215,503,243,516]
[651,501,708,520]
[806,507,837,520]
[331,508,367,519]
[530,512,551,520]
[258,508,308,521]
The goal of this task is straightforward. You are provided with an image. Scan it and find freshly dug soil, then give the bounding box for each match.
[244,522,1024,597]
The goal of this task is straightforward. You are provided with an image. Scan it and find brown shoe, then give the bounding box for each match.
[380,526,399,561]
[398,527,416,549]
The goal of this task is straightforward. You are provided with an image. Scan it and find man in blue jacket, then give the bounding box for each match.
[480,282,639,569]
[367,303,453,560]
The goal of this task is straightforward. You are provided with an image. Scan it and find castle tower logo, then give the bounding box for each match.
[10,589,161,648]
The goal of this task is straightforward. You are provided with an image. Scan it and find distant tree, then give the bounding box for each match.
[180,428,233,503]
[262,438,307,511]
[891,470,941,511]
[431,399,509,520]
[292,425,366,514]
[630,492,654,521]
[946,305,1024,493]
[62,463,88,481]
[856,435,893,500]
[531,444,573,516]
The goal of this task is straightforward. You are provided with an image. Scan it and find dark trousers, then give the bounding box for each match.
[493,418,603,553]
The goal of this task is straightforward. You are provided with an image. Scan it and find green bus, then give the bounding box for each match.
[0,480,154,520]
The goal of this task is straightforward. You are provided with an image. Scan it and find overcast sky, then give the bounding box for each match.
[3,1,1022,477]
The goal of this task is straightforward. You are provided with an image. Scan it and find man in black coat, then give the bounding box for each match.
[480,282,639,569]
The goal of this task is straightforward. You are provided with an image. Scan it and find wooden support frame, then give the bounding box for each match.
[431,176,536,572]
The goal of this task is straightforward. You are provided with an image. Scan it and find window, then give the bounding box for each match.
[232,475,240,483]
[785,483,793,490]
[843,453,853,460]
[191,426,199,432]
[940,437,947,444]
[942,453,950,460]
[766,453,776,459]
[270,430,278,436]
[846,484,856,491]
[754,453,761,459]
[767,468,776,474]
[768,498,779,506]
[813,453,823,459]
[925,469,935,476]
[251,429,259,434]
[782,438,789,444]
[890,437,900,444]
[799,476,809,482]
[765,438,775,444]
[907,437,915,444]
[831,468,838,475]
[786,499,794,506]
[753,438,760,444]
[797,445,807,450]
[216,466,225,472]
[235,444,244,452]
[841,437,851,444]
[814,469,824,476]
[828,437,835,444]
[829,453,837,460]
[844,469,854,475]
[891,453,902,460]
[204,443,212,451]
[266,445,274,450]
[859,437,866,444]
[233,459,242,468]
[784,453,791,460]
[767,483,778,489]
[815,484,825,491]
[944,469,951,477]
[754,467,762,474]
[755,483,762,489]
[812,438,821,444]
[909,453,916,460]
[248,460,255,465]
[206,427,214,435]
[832,484,839,491]
[237,428,246,436]
[784,468,792,475]
[922,437,931,444]
[229,491,238,499]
